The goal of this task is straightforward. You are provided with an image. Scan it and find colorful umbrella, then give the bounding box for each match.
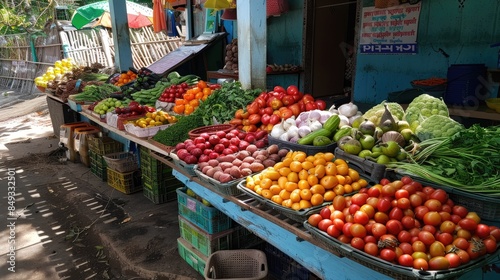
[71,1,154,29]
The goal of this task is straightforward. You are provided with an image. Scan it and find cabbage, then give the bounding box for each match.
[415,115,464,141]
[404,94,449,132]
[362,102,405,126]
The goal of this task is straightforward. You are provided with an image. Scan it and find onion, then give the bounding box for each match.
[319,111,334,124]
[298,126,312,137]
[308,110,321,121]
[381,131,406,147]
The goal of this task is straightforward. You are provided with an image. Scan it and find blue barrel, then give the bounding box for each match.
[444,64,487,107]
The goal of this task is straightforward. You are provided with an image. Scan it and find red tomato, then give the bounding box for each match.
[326,224,341,237]
[342,222,354,237]
[367,187,381,197]
[330,210,345,220]
[360,203,376,218]
[429,241,446,257]
[452,237,470,250]
[332,196,346,211]
[281,95,295,106]
[476,224,491,239]
[399,242,414,255]
[414,205,430,220]
[401,216,416,230]
[436,232,453,246]
[380,178,391,185]
[364,242,379,256]
[395,189,409,199]
[456,249,470,264]
[413,258,429,270]
[374,211,389,224]
[286,85,299,95]
[319,207,331,219]
[465,212,481,224]
[371,223,387,239]
[386,219,404,236]
[398,254,414,267]
[418,230,436,246]
[483,237,497,254]
[412,251,428,261]
[397,198,411,210]
[429,189,448,204]
[333,218,345,231]
[337,234,352,244]
[422,186,435,196]
[350,237,365,250]
[380,248,397,262]
[423,211,442,227]
[439,211,451,222]
[490,226,500,241]
[314,99,327,110]
[301,94,315,104]
[409,194,423,208]
[397,230,412,243]
[376,198,392,213]
[273,86,286,94]
[466,240,486,260]
[452,205,468,218]
[307,214,322,227]
[353,211,370,225]
[445,253,461,268]
[379,234,399,249]
[428,256,450,270]
[389,207,404,221]
[382,184,397,197]
[364,235,377,244]
[318,219,333,232]
[305,102,317,111]
[351,193,369,206]
[401,184,417,195]
[458,218,478,231]
[400,176,413,185]
[424,199,442,212]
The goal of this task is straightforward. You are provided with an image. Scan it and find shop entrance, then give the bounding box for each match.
[303,0,357,101]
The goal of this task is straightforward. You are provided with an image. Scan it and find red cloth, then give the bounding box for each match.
[153,0,167,33]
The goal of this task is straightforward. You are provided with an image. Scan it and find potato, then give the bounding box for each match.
[242,157,255,164]
[249,162,265,173]
[220,162,233,171]
[232,158,243,167]
[246,144,258,154]
[266,144,279,155]
[219,173,233,183]
[219,154,236,163]
[262,159,276,168]
[278,149,289,158]
[255,155,267,162]
[268,154,281,163]
[208,159,219,167]
[213,171,224,181]
[229,166,241,179]
[237,150,250,160]
[198,162,209,170]
[206,167,218,178]
[258,150,269,158]
[239,168,252,177]
[240,162,251,169]
[202,165,212,174]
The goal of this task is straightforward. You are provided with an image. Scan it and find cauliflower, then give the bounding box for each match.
[415,115,464,141]
[362,102,405,126]
[404,94,449,131]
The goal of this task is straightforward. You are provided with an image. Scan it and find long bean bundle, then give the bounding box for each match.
[387,125,500,196]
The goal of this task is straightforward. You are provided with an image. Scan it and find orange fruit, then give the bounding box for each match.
[314,164,326,178]
[351,181,361,192]
[336,164,349,176]
[298,169,309,181]
[320,175,339,189]
[323,152,335,162]
[260,178,272,189]
[358,178,369,188]
[336,175,346,185]
[279,189,291,200]
[313,158,327,166]
[270,185,282,195]
[284,181,298,192]
[292,151,306,162]
[348,168,360,182]
[278,167,291,177]
[298,179,310,190]
[299,200,312,209]
[290,189,301,203]
[264,170,281,181]
[344,184,353,194]
[194,92,204,100]
[282,157,293,167]
[289,161,303,173]
[334,158,348,166]
[278,176,288,188]
[323,190,336,201]
[271,195,283,205]
[189,99,199,107]
[301,161,314,170]
[307,174,319,186]
[344,176,353,185]
[325,162,338,176]
[261,189,273,199]
[306,155,316,163]
[299,189,312,200]
[291,202,301,210]
[246,181,255,191]
[310,184,325,195]
[203,87,211,95]
[333,184,345,196]
[254,186,262,195]
[287,172,299,183]
[310,193,324,206]
[282,199,293,208]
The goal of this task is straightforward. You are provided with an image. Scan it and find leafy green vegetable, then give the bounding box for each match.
[197,82,262,126]
[152,114,204,146]
[388,125,500,196]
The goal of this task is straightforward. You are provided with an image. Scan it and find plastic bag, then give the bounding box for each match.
[203,0,231,10]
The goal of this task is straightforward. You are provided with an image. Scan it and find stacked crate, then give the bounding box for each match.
[176,187,262,276]
[139,146,183,204]
[88,136,123,181]
[104,151,142,195]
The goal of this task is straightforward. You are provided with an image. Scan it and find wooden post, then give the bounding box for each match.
[236,0,267,90]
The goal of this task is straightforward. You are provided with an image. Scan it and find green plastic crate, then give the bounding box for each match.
[177,188,233,234]
[140,146,173,189]
[143,184,178,204]
[177,237,207,276]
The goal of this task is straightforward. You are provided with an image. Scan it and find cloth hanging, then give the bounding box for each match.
[153,0,167,32]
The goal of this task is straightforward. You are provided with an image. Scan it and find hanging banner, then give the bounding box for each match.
[359,2,422,54]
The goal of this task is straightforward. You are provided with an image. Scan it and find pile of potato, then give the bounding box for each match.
[223,38,239,72]
[197,144,289,183]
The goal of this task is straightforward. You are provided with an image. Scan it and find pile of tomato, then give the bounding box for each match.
[307,176,500,271]
[229,85,327,133]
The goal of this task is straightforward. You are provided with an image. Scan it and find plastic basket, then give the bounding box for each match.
[177,237,207,276]
[193,166,243,196]
[89,150,107,181]
[176,188,233,234]
[124,123,173,138]
[334,147,387,183]
[107,168,142,194]
[236,181,325,223]
[188,124,236,140]
[139,146,173,185]
[171,153,196,176]
[106,113,145,130]
[143,185,177,204]
[204,249,268,280]
[303,221,500,280]
[268,135,337,155]
[103,152,139,173]
[87,135,123,156]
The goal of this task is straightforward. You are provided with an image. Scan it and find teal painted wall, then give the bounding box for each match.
[353,0,500,104]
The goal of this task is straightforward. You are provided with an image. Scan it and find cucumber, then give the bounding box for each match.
[333,126,352,142]
[323,115,340,133]
[297,128,332,145]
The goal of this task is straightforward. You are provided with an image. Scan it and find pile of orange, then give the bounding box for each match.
[172,80,213,115]
[114,70,137,87]
[245,151,369,211]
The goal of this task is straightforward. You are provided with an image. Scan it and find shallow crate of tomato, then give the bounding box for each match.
[303,221,500,280]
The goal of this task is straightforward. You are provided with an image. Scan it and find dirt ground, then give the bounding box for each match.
[0,96,204,279]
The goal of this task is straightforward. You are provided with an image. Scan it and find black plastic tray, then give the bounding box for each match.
[268,135,337,155]
[334,147,388,183]
[194,166,244,196]
[304,221,500,280]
